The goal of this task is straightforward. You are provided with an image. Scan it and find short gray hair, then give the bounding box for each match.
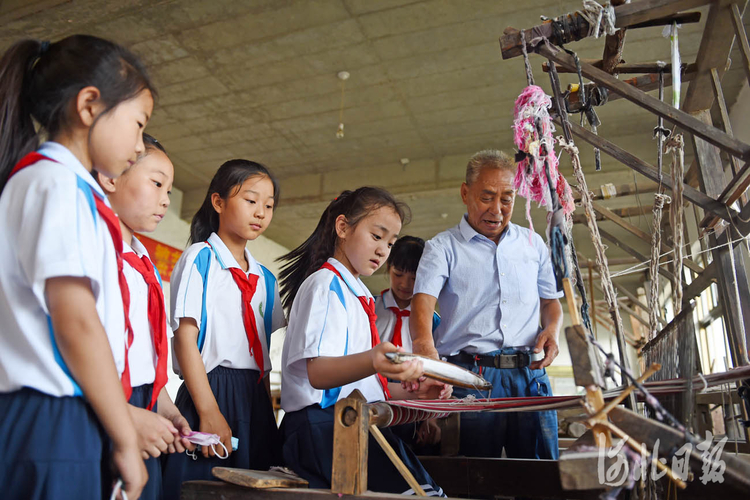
[465,150,515,185]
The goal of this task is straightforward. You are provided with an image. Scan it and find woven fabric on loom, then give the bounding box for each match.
[382,364,750,425]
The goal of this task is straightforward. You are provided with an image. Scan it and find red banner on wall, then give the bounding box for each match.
[135,233,183,282]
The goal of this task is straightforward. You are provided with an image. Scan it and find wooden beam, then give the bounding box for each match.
[614,0,712,28]
[501,1,712,59]
[625,10,702,29]
[593,282,650,330]
[601,0,628,74]
[683,0,747,112]
[419,457,602,499]
[690,109,750,366]
[591,200,704,274]
[573,182,657,202]
[598,227,676,282]
[543,60,693,75]
[710,68,742,177]
[612,280,667,327]
[331,392,369,494]
[558,119,740,225]
[537,44,750,161]
[564,69,698,106]
[730,2,750,86]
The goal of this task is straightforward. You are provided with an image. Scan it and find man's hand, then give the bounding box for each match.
[530,327,559,369]
[410,294,440,360]
[411,339,439,360]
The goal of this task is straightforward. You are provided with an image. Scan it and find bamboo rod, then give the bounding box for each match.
[369,425,426,496]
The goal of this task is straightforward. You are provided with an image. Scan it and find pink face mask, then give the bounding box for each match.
[181,431,238,460]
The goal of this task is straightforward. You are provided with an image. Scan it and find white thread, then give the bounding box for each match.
[698,373,708,393]
[610,233,750,279]
[109,479,128,500]
[184,441,230,460]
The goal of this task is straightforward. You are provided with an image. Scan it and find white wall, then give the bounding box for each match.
[149,187,290,399]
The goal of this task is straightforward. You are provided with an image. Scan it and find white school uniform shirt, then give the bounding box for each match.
[281,258,386,413]
[374,289,413,352]
[0,142,125,397]
[170,232,285,376]
[375,289,441,354]
[122,236,173,387]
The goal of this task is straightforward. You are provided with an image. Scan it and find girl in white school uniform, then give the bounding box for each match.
[375,235,442,353]
[278,187,450,496]
[375,235,442,450]
[96,134,194,500]
[162,160,286,500]
[0,35,153,500]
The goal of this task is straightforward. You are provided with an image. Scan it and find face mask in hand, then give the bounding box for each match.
[182,431,238,460]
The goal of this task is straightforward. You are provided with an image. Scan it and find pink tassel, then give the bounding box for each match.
[512,85,575,234]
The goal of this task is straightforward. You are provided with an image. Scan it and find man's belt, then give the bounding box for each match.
[446,351,533,369]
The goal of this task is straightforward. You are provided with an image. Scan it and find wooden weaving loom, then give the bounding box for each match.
[181,0,750,498]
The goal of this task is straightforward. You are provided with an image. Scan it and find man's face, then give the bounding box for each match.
[460,167,516,243]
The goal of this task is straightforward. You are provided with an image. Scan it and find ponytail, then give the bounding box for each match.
[0,35,155,192]
[278,186,409,310]
[0,40,46,190]
[189,159,279,245]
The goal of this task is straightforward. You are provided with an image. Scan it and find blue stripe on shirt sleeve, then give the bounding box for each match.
[191,247,212,352]
[319,276,348,408]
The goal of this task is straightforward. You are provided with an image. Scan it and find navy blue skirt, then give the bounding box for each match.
[282,404,445,496]
[129,384,162,500]
[0,388,105,500]
[161,366,281,500]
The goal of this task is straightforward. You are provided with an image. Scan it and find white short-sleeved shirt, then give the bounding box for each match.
[281,258,386,413]
[374,289,413,352]
[0,142,125,397]
[123,236,173,387]
[414,216,563,356]
[170,232,285,375]
[374,289,441,354]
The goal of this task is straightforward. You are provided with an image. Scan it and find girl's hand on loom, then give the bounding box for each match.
[372,343,424,381]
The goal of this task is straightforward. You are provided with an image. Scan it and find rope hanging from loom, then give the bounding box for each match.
[648,193,671,339]
[666,134,685,315]
[649,69,671,340]
[579,0,618,39]
[557,137,627,366]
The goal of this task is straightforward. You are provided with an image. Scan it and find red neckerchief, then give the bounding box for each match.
[207,242,265,378]
[321,263,390,399]
[122,251,168,410]
[10,152,135,400]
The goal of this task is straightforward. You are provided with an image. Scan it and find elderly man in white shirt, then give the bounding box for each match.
[410,150,563,460]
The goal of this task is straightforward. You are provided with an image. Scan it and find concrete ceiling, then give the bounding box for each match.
[2,0,749,299]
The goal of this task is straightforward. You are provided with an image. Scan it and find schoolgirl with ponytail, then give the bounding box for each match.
[0,35,155,499]
[162,159,286,500]
[278,187,450,496]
